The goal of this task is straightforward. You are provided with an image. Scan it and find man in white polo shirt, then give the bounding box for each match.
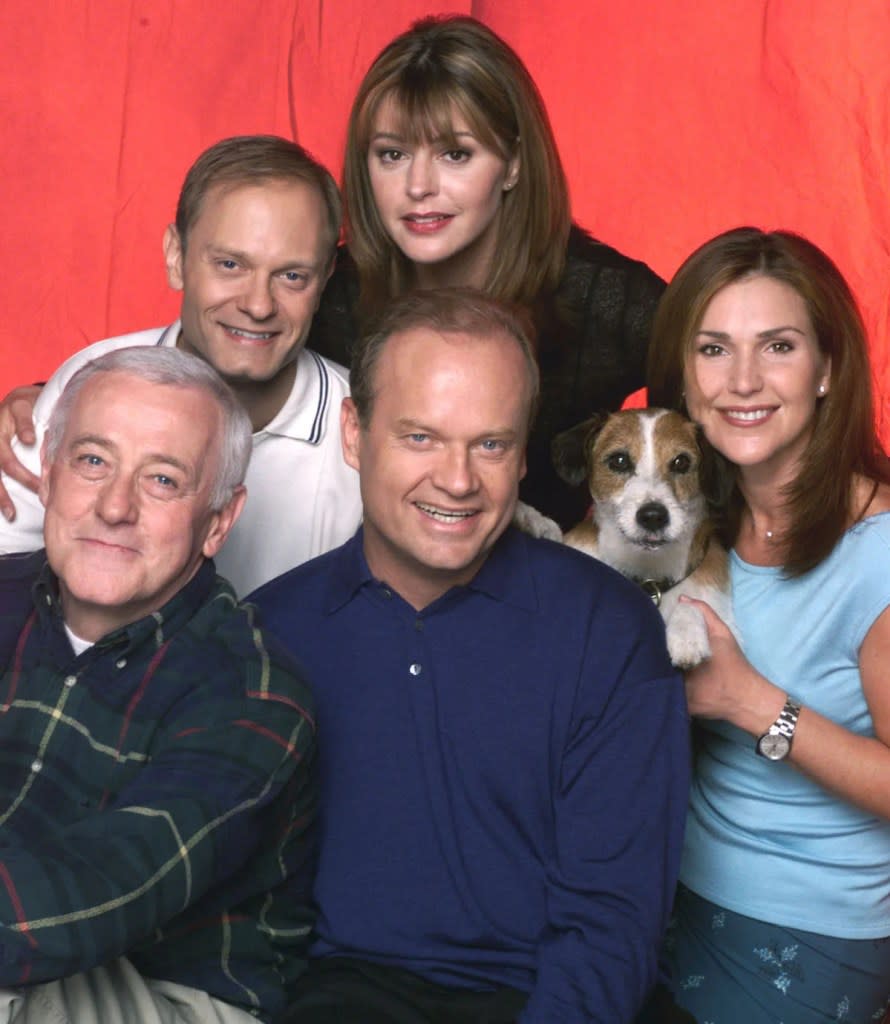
[0,135,360,595]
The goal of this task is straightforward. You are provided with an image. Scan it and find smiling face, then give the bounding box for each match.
[341,326,530,609]
[684,274,830,486]
[40,372,244,641]
[367,97,519,290]
[164,179,333,425]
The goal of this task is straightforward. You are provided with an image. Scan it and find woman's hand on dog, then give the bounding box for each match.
[678,596,787,737]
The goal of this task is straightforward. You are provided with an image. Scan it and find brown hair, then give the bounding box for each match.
[175,135,341,255]
[647,226,890,575]
[343,15,570,320]
[350,287,540,433]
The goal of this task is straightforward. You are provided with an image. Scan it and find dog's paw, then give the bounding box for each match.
[665,602,711,669]
[512,501,563,542]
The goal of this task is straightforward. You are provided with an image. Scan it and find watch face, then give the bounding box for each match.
[757,732,790,761]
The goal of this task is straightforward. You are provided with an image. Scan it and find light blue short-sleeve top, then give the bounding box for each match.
[680,512,890,938]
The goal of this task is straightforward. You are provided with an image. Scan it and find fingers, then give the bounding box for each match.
[679,594,728,634]
[0,384,44,519]
[7,385,42,446]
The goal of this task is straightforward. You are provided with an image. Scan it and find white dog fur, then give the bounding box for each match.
[551,408,733,668]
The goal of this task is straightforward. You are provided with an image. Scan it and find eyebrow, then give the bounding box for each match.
[394,418,519,440]
[203,245,319,272]
[695,325,809,340]
[69,435,191,474]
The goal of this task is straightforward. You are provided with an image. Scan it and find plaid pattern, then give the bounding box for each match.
[0,555,316,1023]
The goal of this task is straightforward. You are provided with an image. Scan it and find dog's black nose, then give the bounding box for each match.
[637,502,669,532]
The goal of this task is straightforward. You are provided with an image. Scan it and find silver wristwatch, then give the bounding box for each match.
[756,698,801,761]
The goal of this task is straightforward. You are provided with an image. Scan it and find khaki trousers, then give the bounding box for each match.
[0,958,258,1024]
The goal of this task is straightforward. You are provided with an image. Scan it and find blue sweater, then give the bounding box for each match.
[251,527,690,1022]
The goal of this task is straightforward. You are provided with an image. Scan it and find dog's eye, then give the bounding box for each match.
[605,451,633,473]
[669,453,693,474]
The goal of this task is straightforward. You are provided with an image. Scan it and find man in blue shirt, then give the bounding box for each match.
[251,289,691,1023]
[0,347,315,1023]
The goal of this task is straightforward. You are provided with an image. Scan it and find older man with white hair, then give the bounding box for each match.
[0,347,316,1024]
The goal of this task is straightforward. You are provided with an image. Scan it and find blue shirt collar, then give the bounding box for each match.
[323,525,540,615]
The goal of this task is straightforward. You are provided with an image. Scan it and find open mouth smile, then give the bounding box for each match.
[721,407,773,424]
[414,502,476,523]
[223,325,277,342]
[402,214,454,233]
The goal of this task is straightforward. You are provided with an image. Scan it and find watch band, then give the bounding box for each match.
[756,698,801,761]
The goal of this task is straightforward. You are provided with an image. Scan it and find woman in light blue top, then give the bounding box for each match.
[648,227,890,1023]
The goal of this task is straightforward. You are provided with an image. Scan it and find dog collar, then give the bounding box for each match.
[635,577,677,607]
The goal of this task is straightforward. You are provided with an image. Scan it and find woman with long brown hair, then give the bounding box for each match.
[649,226,890,1022]
[310,14,664,528]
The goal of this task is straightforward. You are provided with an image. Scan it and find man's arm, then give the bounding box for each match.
[0,667,315,985]
[522,600,691,1023]
[0,384,42,520]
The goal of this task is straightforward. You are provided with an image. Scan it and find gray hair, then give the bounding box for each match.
[45,346,253,510]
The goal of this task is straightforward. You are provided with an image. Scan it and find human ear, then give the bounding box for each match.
[340,398,363,472]
[503,146,520,192]
[163,225,185,292]
[202,485,247,559]
[817,357,831,397]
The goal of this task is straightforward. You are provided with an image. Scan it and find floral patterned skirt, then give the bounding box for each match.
[665,884,890,1023]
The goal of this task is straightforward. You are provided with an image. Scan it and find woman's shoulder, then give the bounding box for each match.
[842,481,890,559]
[307,245,360,366]
[856,477,890,519]
[563,224,666,286]
[557,224,665,324]
[549,225,665,358]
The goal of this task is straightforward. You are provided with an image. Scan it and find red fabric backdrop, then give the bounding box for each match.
[2,1,888,438]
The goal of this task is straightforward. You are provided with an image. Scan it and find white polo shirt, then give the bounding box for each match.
[0,323,362,596]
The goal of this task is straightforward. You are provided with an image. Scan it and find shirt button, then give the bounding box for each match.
[115,658,127,669]
[414,620,424,632]
[64,675,77,688]
[409,663,422,676]
[31,758,43,773]
[381,588,392,599]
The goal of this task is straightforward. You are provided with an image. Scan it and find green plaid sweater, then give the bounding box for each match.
[0,553,316,1021]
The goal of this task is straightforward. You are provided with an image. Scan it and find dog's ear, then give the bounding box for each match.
[551,414,608,486]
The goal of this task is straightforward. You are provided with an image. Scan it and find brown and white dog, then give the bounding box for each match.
[551,408,733,668]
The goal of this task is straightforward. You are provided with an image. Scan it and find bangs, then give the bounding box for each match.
[363,82,506,156]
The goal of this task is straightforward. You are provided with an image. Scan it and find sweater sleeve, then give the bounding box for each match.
[522,228,666,528]
[521,599,690,1022]
[0,662,315,986]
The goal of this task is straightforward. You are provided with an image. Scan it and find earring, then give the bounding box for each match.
[503,180,516,191]
[817,383,827,396]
